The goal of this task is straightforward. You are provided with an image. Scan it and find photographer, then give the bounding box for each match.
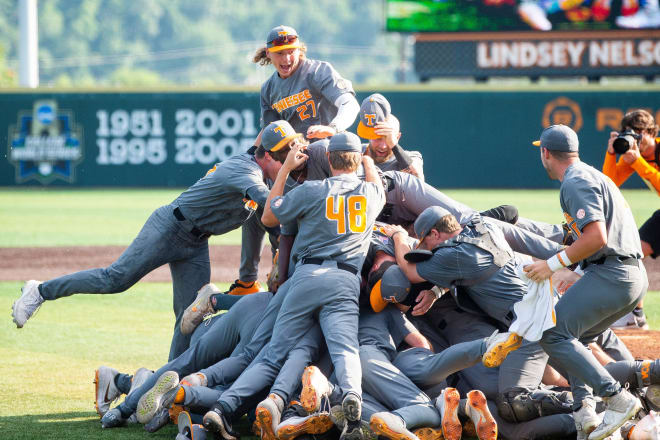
[603,109,660,329]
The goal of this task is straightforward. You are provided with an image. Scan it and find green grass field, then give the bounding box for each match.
[0,187,658,439]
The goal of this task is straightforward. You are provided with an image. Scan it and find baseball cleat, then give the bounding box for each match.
[181,283,220,335]
[482,331,523,368]
[623,411,660,439]
[127,367,154,423]
[12,280,44,328]
[589,389,642,440]
[180,372,207,387]
[177,411,208,440]
[466,390,497,440]
[94,366,121,417]
[277,412,334,440]
[341,419,376,440]
[342,392,362,422]
[412,427,443,440]
[574,399,600,439]
[300,366,332,413]
[225,279,261,296]
[203,405,239,440]
[646,385,660,411]
[255,394,283,440]
[101,407,127,429]
[369,412,420,440]
[136,370,180,424]
[144,406,172,433]
[436,387,461,440]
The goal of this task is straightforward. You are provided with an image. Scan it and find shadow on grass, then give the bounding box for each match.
[0,411,260,440]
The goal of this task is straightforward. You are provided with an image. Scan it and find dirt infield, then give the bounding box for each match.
[2,245,659,359]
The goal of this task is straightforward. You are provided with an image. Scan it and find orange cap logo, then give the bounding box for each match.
[273,125,287,138]
[364,113,376,127]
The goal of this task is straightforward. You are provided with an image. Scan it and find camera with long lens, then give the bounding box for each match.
[613,129,642,154]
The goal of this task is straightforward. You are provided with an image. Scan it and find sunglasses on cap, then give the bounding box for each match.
[270,35,298,47]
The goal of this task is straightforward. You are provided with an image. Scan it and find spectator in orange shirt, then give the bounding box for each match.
[603,109,659,330]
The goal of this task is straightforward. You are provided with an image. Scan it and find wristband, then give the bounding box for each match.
[547,250,572,272]
[392,230,405,240]
[431,286,443,299]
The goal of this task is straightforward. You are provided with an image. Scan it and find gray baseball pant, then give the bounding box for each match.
[540,259,648,407]
[39,205,210,360]
[238,212,279,283]
[360,345,441,429]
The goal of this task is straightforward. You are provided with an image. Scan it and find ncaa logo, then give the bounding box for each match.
[7,100,84,184]
[542,96,583,132]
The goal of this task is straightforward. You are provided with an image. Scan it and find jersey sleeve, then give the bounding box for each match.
[309,62,355,106]
[415,250,458,288]
[232,166,269,207]
[560,178,606,231]
[388,308,418,346]
[271,183,314,225]
[630,157,660,195]
[602,152,634,187]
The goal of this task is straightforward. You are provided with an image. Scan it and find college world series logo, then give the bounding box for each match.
[8,100,83,184]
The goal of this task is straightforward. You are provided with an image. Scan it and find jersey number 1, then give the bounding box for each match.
[325,195,367,234]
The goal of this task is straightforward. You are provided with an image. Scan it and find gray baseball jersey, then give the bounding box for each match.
[560,161,643,261]
[260,59,355,134]
[271,174,385,270]
[415,220,526,325]
[173,153,270,236]
[358,306,417,361]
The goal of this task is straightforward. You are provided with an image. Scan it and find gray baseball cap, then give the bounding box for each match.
[357,94,391,140]
[328,132,362,153]
[266,26,301,52]
[370,264,411,313]
[262,120,302,152]
[532,124,579,152]
[414,206,451,241]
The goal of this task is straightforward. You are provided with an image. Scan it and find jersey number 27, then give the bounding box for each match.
[325,195,367,234]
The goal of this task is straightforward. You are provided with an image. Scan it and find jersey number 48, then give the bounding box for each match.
[325,195,367,234]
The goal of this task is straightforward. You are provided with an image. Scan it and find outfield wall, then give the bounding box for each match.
[1,90,657,189]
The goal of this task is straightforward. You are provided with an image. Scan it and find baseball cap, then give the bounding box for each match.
[370,265,412,313]
[532,124,579,152]
[328,132,362,153]
[357,94,391,140]
[267,25,301,53]
[262,120,302,152]
[414,206,451,242]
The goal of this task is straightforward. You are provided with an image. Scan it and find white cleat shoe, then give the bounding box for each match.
[616,8,660,28]
[300,366,332,413]
[465,390,497,440]
[575,399,600,440]
[436,387,462,440]
[94,366,121,417]
[589,389,642,440]
[12,280,44,328]
[369,412,420,440]
[126,367,154,423]
[255,394,284,440]
[181,283,220,335]
[518,2,552,30]
[482,331,523,368]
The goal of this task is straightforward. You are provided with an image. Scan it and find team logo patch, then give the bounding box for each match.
[576,209,585,219]
[273,198,283,208]
[378,235,390,245]
[8,100,83,184]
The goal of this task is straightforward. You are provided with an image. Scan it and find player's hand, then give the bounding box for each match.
[306,125,336,139]
[622,139,641,164]
[282,143,308,172]
[607,131,618,155]
[551,267,581,295]
[412,289,436,316]
[373,121,398,148]
[523,260,553,283]
[381,223,407,239]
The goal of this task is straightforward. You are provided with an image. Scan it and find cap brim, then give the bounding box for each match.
[269,133,302,152]
[369,279,388,313]
[357,121,381,140]
[532,140,541,147]
[268,43,301,53]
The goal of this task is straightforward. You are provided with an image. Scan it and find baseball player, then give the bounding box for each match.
[524,124,648,440]
[201,132,385,440]
[236,23,361,295]
[12,141,286,361]
[356,93,424,180]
